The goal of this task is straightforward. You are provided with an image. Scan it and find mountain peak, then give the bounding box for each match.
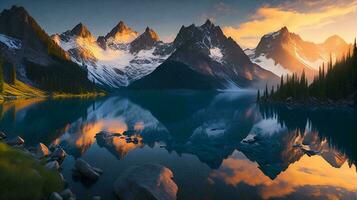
[70,23,92,38]
[109,21,131,34]
[143,27,159,41]
[202,19,214,28]
[129,27,160,53]
[116,21,126,30]
[280,26,289,33]
[103,21,138,43]
[324,35,347,46]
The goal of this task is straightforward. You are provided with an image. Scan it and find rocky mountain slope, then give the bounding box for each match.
[131,20,279,90]
[245,27,351,81]
[0,6,95,93]
[52,22,173,88]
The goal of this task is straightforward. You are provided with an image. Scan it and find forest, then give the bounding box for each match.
[258,40,357,103]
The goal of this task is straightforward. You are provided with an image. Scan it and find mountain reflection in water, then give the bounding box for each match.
[0,91,356,200]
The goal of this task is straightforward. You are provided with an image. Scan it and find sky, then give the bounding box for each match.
[0,0,356,48]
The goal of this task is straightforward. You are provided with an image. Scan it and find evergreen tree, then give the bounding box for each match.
[9,64,16,85]
[266,40,357,103]
[0,58,3,93]
[257,90,260,102]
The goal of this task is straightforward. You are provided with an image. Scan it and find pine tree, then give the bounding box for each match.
[9,64,16,85]
[257,90,260,102]
[0,58,3,93]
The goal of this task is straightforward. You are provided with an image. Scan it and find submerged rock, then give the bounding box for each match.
[60,188,74,199]
[49,192,63,200]
[74,159,102,180]
[6,136,24,146]
[45,161,60,171]
[52,148,67,160]
[92,196,101,200]
[113,163,178,200]
[0,131,6,139]
[36,143,51,158]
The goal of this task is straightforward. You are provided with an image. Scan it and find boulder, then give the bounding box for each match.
[49,192,63,200]
[60,188,74,199]
[113,163,178,200]
[0,131,6,139]
[6,136,24,146]
[36,143,51,158]
[75,159,102,180]
[52,148,67,160]
[45,161,60,171]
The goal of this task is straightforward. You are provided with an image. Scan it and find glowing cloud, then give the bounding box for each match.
[223,3,357,48]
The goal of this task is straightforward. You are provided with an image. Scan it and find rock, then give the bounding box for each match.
[6,136,25,146]
[45,161,60,171]
[52,148,67,160]
[49,192,63,200]
[92,196,101,200]
[286,97,293,103]
[75,159,101,180]
[36,143,51,158]
[0,131,6,139]
[113,163,178,200]
[60,188,74,199]
[92,167,103,174]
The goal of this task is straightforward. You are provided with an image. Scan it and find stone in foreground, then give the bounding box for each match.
[45,161,60,171]
[49,192,63,200]
[75,159,102,180]
[36,143,51,158]
[0,131,6,139]
[113,163,178,200]
[52,148,67,160]
[6,136,25,146]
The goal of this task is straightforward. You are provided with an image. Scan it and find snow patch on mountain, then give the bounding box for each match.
[294,47,325,71]
[245,49,291,77]
[0,34,22,49]
[54,33,172,88]
[209,47,224,63]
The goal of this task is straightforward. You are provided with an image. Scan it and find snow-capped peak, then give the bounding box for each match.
[70,23,93,38]
[129,27,160,53]
[52,23,173,89]
[103,21,138,44]
[263,26,288,39]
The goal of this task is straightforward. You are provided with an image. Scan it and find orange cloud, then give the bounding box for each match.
[223,3,357,48]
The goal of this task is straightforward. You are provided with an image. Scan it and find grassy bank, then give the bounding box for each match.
[0,142,64,200]
[0,80,106,102]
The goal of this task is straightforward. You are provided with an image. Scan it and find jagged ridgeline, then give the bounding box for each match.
[258,40,357,102]
[0,6,96,93]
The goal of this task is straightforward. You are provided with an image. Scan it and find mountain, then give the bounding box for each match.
[130,60,220,89]
[0,6,95,93]
[131,20,278,90]
[245,27,351,80]
[53,22,173,88]
[130,27,160,53]
[100,21,138,46]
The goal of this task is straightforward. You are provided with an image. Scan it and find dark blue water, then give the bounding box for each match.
[1,91,357,200]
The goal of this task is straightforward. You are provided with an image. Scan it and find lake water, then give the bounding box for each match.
[1,91,357,200]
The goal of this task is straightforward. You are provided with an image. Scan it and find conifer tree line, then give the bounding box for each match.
[0,57,17,94]
[258,39,357,102]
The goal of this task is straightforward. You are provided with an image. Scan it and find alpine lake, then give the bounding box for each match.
[1,90,357,200]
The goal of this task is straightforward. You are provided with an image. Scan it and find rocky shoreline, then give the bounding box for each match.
[0,132,102,200]
[0,131,178,200]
